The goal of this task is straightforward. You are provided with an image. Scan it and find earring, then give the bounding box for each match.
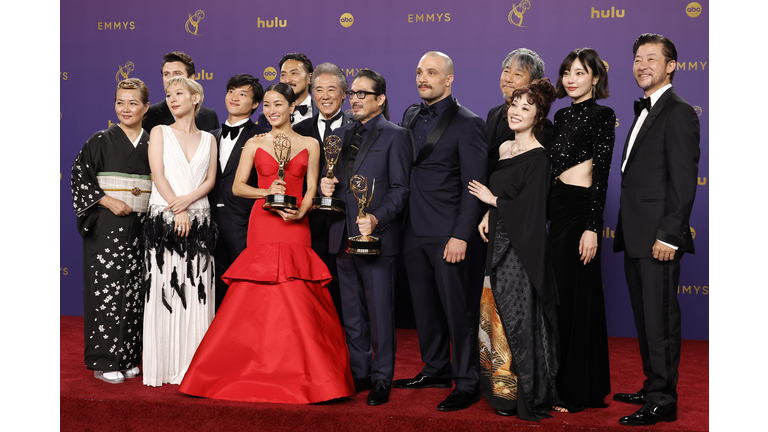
[290,114,295,123]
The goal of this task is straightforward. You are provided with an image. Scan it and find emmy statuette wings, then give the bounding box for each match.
[347,174,381,255]
[263,133,299,211]
[310,135,347,217]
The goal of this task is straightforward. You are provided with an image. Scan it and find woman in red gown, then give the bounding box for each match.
[179,83,355,403]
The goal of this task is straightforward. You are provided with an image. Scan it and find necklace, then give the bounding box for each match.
[509,139,538,157]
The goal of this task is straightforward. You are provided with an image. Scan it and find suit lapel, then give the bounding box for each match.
[222,120,255,176]
[352,118,381,175]
[624,89,675,170]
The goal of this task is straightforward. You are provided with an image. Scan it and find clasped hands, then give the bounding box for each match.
[266,179,304,222]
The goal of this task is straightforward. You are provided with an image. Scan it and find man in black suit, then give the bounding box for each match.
[613,33,700,426]
[485,48,552,171]
[207,74,268,311]
[257,53,318,130]
[294,63,353,321]
[142,51,219,132]
[392,51,487,412]
[320,69,411,406]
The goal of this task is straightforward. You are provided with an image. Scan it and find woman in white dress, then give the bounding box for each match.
[142,76,218,386]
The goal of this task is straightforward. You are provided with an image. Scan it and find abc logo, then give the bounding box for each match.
[340,13,354,27]
[686,2,702,17]
[602,60,609,72]
[693,106,703,117]
[264,67,277,81]
[690,227,696,239]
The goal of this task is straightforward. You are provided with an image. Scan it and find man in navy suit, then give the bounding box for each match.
[392,51,487,412]
[207,74,268,311]
[257,53,318,130]
[294,63,354,321]
[613,33,700,426]
[320,69,411,406]
[142,51,219,132]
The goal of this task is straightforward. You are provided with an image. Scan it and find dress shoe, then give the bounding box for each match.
[392,373,452,390]
[354,377,372,393]
[436,389,480,411]
[613,389,646,405]
[94,370,124,384]
[619,401,677,426]
[122,367,140,379]
[495,409,517,416]
[366,380,391,406]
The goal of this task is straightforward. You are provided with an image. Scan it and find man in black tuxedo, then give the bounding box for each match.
[142,51,219,132]
[392,51,487,412]
[485,48,552,171]
[207,74,268,311]
[294,63,353,321]
[320,69,411,406]
[257,53,318,130]
[613,33,700,426]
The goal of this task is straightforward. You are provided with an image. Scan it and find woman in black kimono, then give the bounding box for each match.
[549,48,615,411]
[71,78,151,384]
[468,79,560,421]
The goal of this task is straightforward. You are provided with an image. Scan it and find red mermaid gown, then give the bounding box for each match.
[179,147,355,403]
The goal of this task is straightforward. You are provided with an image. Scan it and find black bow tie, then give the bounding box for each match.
[418,103,436,118]
[221,123,245,140]
[295,105,309,116]
[321,111,343,125]
[634,97,652,116]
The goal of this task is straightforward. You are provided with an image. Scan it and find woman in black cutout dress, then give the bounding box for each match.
[468,79,561,422]
[549,48,615,411]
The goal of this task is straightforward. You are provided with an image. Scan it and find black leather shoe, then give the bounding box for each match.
[619,401,677,426]
[613,389,646,405]
[354,377,372,394]
[366,380,391,406]
[392,373,453,390]
[436,389,480,411]
[495,409,517,416]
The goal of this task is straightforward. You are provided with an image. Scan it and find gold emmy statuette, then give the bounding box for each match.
[263,133,299,211]
[347,175,381,255]
[310,135,346,217]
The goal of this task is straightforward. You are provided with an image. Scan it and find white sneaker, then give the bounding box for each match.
[94,370,124,384]
[123,367,140,379]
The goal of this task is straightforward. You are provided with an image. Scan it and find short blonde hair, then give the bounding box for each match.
[164,76,204,116]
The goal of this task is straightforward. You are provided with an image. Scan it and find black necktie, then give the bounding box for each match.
[418,103,436,118]
[221,123,244,140]
[347,122,364,180]
[321,111,343,141]
[634,97,652,116]
[295,104,309,116]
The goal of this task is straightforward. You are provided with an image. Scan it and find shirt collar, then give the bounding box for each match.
[648,84,672,108]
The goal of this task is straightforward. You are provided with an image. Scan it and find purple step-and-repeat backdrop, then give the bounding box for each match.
[60,0,709,339]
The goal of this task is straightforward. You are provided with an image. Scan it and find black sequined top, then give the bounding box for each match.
[550,98,616,233]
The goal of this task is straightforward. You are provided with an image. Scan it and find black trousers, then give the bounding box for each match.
[212,206,248,312]
[403,224,479,393]
[623,252,682,407]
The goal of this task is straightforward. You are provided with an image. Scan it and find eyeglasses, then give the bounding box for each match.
[345,90,380,99]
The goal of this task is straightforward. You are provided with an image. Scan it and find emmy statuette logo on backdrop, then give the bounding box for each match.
[602,60,609,72]
[116,62,134,83]
[185,10,205,35]
[508,0,531,27]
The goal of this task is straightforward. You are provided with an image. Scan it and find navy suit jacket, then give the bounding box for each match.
[207,119,268,226]
[326,114,411,256]
[401,98,487,242]
[614,87,700,258]
[142,99,220,133]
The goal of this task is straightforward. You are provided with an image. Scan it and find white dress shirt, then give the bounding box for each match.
[316,109,344,142]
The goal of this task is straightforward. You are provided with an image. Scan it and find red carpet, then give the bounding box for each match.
[60,316,708,431]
